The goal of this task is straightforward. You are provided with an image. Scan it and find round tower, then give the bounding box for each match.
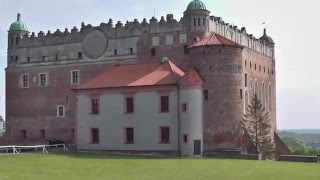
[183,0,210,32]
[8,13,29,48]
[179,68,204,157]
[187,33,245,152]
[7,13,28,66]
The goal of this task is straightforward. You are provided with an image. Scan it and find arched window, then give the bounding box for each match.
[244,90,249,115]
[268,84,272,111]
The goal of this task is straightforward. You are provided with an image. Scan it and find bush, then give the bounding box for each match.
[292,147,320,156]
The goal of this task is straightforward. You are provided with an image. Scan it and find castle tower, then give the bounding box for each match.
[7,13,29,65]
[179,68,204,156]
[183,0,210,32]
[188,33,245,152]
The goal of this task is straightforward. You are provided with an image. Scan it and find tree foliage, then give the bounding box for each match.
[242,94,275,160]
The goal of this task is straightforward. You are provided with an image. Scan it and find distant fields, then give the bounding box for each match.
[0,152,319,180]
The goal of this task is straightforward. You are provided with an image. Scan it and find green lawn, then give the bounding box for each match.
[0,152,319,180]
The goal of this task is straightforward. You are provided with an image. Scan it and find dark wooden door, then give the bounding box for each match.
[194,140,201,155]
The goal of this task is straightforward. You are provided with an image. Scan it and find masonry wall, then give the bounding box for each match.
[76,87,179,152]
[188,46,244,151]
[2,61,114,145]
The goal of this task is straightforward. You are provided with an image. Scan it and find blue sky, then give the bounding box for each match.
[0,0,319,129]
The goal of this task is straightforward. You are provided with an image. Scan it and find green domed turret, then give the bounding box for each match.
[187,0,207,11]
[9,13,28,31]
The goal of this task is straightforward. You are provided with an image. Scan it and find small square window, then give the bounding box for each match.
[57,105,65,117]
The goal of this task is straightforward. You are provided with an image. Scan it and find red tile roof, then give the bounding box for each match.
[179,68,204,85]
[188,32,241,48]
[76,60,185,90]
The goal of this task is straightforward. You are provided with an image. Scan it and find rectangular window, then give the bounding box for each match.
[204,90,209,100]
[244,73,248,87]
[91,128,99,144]
[184,45,189,54]
[130,48,133,55]
[198,18,201,26]
[160,127,170,144]
[203,18,206,26]
[240,89,243,99]
[40,129,45,139]
[126,97,134,113]
[21,74,29,88]
[125,127,134,144]
[194,18,196,26]
[160,96,169,112]
[250,62,252,69]
[27,57,31,62]
[245,60,247,67]
[57,105,65,117]
[71,70,80,85]
[182,103,188,112]
[91,99,99,114]
[151,48,156,56]
[39,73,48,87]
[78,52,82,59]
[183,134,188,143]
[21,130,27,139]
[114,49,117,56]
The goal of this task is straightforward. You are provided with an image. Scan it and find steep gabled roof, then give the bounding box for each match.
[188,32,242,48]
[75,60,185,90]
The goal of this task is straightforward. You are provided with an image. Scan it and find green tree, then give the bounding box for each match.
[243,94,274,160]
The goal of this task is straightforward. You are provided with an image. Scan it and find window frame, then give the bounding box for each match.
[20,74,29,88]
[38,73,48,87]
[90,128,100,144]
[160,96,169,113]
[71,70,80,85]
[159,126,170,144]
[124,127,134,144]
[183,134,189,144]
[57,105,65,117]
[125,97,134,114]
[91,98,100,115]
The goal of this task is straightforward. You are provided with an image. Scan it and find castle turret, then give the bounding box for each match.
[7,13,29,66]
[183,0,210,32]
[179,68,204,156]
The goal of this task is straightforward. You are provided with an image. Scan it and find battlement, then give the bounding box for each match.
[13,14,183,48]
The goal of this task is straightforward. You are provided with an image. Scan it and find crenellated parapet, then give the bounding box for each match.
[209,15,275,58]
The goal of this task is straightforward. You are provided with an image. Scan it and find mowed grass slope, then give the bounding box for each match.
[0,152,319,180]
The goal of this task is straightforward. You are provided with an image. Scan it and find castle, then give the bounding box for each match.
[1,0,288,156]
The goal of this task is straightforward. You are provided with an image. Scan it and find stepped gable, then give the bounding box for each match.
[75,60,185,90]
[188,32,243,48]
